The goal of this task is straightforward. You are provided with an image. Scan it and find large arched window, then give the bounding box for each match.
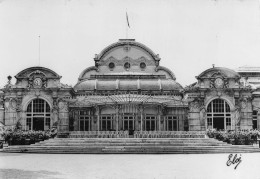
[26,99,51,131]
[207,99,231,130]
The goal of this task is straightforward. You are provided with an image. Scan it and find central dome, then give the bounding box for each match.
[74,39,182,92]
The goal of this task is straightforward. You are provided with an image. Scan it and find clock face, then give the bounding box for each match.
[214,78,224,88]
[33,78,42,87]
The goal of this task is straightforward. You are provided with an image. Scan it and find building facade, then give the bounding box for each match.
[0,39,259,136]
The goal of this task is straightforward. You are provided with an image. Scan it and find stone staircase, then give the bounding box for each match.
[3,138,260,154]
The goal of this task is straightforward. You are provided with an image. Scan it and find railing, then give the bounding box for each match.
[69,131,129,138]
[69,131,206,138]
[134,131,206,138]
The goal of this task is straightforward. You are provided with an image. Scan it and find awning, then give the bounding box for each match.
[67,94,188,108]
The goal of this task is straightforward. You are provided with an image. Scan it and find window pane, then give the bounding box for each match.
[80,120,84,131]
[102,121,106,131]
[107,121,111,130]
[26,118,32,130]
[27,103,32,112]
[45,118,50,129]
[168,120,172,131]
[85,120,90,131]
[26,99,51,131]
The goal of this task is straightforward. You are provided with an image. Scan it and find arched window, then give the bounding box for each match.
[26,99,51,131]
[207,99,231,130]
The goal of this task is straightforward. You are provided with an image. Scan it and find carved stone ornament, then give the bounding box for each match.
[214,78,224,88]
[28,71,47,89]
[189,101,199,111]
[189,98,203,112]
[239,97,249,109]
[9,98,23,112]
[52,98,59,112]
[58,101,66,111]
[206,70,228,88]
[123,45,131,52]
[241,101,247,109]
[0,98,4,108]
[52,97,68,111]
[210,77,228,89]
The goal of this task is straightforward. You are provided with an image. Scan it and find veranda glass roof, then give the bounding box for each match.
[68,94,188,107]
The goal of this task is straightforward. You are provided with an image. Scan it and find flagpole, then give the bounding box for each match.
[38,35,41,66]
[126,11,128,39]
[126,20,128,39]
[126,11,130,39]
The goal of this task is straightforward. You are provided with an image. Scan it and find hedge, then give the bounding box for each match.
[2,129,57,146]
[207,129,260,145]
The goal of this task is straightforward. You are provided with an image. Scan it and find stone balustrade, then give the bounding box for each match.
[69,131,206,138]
[134,131,206,138]
[69,131,129,138]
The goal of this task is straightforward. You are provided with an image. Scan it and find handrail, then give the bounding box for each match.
[69,131,206,138]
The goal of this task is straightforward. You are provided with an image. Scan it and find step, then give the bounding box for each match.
[3,137,260,154]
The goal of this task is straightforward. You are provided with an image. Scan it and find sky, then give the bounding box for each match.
[0,0,260,88]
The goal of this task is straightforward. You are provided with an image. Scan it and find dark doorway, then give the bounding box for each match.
[167,120,178,131]
[253,120,257,129]
[123,120,134,131]
[33,118,44,131]
[213,118,224,130]
[145,120,156,131]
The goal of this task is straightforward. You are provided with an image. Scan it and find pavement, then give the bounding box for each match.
[0,152,260,179]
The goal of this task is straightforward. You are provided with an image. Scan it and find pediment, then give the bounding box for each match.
[15,67,61,79]
[197,67,240,79]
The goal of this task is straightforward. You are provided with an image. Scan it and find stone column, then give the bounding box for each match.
[92,109,95,131]
[0,97,4,125]
[134,112,138,131]
[52,98,59,129]
[72,110,79,131]
[199,107,206,131]
[3,97,11,128]
[139,105,144,132]
[257,110,260,130]
[16,97,22,127]
[188,101,202,131]
[115,105,119,131]
[0,108,4,125]
[157,105,162,131]
[96,106,100,131]
[57,101,69,137]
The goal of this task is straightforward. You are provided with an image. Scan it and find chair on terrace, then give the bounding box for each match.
[123,131,129,138]
[134,131,140,138]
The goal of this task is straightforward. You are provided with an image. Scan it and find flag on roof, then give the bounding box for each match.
[126,12,130,28]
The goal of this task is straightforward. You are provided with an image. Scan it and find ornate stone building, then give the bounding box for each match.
[185,67,259,131]
[0,39,259,136]
[0,67,72,133]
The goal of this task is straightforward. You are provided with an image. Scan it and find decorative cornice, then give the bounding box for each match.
[78,66,99,81]
[95,40,160,64]
[155,66,176,80]
[15,66,61,79]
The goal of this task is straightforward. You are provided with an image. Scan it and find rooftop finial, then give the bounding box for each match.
[7,75,12,84]
[212,64,215,68]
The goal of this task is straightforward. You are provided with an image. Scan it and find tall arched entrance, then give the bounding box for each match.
[206,99,231,130]
[26,99,51,131]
